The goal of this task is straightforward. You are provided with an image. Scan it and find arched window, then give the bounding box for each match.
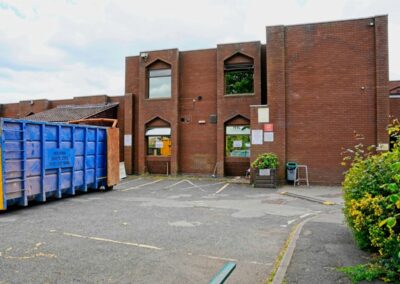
[145,117,171,157]
[224,53,254,95]
[145,127,172,156]
[147,60,172,99]
[224,115,251,158]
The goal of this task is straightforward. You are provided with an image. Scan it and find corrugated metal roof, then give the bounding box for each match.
[25,102,119,122]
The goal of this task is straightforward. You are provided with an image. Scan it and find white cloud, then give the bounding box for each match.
[0,0,399,103]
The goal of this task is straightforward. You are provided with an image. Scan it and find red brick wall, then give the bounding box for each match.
[135,49,180,174]
[263,16,389,185]
[389,81,400,92]
[216,42,263,176]
[390,81,400,120]
[125,56,139,174]
[178,49,218,174]
[125,44,264,176]
[390,98,400,120]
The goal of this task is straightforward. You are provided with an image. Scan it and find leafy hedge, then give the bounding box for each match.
[342,125,400,282]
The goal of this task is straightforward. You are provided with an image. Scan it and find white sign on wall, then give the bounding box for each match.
[258,108,269,123]
[155,141,164,148]
[124,135,132,146]
[233,140,242,148]
[251,130,263,145]
[377,143,389,151]
[264,132,274,142]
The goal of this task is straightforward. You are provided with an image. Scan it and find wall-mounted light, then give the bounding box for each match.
[140,52,148,61]
[369,19,375,27]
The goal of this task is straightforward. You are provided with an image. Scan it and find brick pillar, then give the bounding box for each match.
[374,15,389,147]
[123,93,134,174]
[265,25,287,181]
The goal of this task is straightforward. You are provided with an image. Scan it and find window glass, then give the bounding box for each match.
[225,64,254,95]
[148,69,171,99]
[147,136,171,156]
[225,125,251,157]
[146,127,172,156]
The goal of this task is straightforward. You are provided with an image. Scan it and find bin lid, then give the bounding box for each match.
[286,162,298,166]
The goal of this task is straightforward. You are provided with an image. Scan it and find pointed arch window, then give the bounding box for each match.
[147,60,172,99]
[224,53,254,95]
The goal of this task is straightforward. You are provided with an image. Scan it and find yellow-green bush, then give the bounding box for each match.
[342,129,400,282]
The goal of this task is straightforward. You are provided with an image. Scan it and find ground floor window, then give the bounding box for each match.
[146,127,171,156]
[225,125,250,157]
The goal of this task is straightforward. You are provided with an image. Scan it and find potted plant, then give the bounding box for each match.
[251,153,279,188]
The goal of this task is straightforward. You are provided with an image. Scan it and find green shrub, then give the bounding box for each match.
[251,153,278,169]
[342,123,400,282]
[338,264,385,283]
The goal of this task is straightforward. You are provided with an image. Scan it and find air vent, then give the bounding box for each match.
[209,114,217,124]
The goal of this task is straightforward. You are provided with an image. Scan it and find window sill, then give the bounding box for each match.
[145,97,172,101]
[224,93,255,97]
[146,156,171,161]
[225,156,251,161]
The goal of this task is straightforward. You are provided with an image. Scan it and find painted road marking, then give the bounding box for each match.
[199,254,237,262]
[180,181,226,191]
[164,179,191,189]
[300,213,314,219]
[63,232,163,250]
[117,177,143,187]
[215,183,229,194]
[120,179,163,192]
[60,232,269,266]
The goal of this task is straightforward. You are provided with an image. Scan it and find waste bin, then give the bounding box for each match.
[286,162,298,181]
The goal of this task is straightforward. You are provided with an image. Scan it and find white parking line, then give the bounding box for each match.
[300,213,313,219]
[179,181,226,191]
[120,179,163,192]
[117,177,143,187]
[198,254,237,262]
[164,179,192,189]
[215,183,229,194]
[63,232,163,250]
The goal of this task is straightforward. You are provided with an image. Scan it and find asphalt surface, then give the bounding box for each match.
[0,177,338,283]
[285,210,383,284]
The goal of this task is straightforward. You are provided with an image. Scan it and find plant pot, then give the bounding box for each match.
[253,168,277,188]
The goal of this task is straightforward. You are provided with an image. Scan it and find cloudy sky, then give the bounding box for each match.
[0,0,399,103]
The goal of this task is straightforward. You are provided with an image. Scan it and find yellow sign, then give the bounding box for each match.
[161,137,172,156]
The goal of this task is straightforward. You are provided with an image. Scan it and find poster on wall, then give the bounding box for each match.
[155,141,164,148]
[264,132,274,142]
[258,108,269,123]
[124,134,132,146]
[233,140,242,148]
[251,130,263,145]
[263,123,274,132]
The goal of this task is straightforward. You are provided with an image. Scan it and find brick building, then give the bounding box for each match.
[122,15,390,184]
[0,15,393,185]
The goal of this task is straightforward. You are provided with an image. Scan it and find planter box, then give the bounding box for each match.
[253,169,277,188]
